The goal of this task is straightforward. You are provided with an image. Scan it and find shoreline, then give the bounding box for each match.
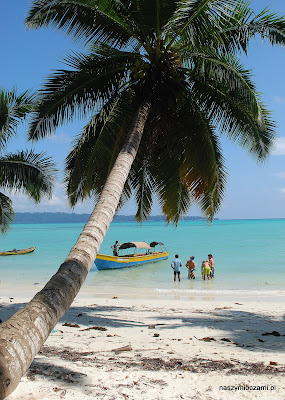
[1,284,285,303]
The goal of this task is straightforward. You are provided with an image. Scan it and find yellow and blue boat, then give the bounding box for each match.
[0,246,36,256]
[95,241,169,270]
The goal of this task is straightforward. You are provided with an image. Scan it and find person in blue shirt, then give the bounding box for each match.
[171,254,182,282]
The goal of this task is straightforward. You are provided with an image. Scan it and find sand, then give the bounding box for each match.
[1,289,285,400]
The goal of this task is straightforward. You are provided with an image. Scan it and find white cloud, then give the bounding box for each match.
[274,172,285,178]
[6,192,66,212]
[47,132,71,144]
[271,137,285,155]
[40,195,66,207]
[3,182,67,212]
[273,96,285,104]
[3,181,96,214]
[279,188,285,194]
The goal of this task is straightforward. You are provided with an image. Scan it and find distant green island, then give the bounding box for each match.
[13,213,217,224]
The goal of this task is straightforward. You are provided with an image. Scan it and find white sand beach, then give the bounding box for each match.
[2,289,285,400]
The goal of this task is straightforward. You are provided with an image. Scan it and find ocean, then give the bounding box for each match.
[1,219,285,298]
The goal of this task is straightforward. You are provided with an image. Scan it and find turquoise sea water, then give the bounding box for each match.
[0,219,285,296]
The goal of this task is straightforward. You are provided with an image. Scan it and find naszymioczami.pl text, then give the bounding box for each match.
[219,385,276,392]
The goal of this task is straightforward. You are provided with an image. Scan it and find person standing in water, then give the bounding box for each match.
[171,254,182,282]
[208,254,215,278]
[111,240,121,256]
[202,260,211,280]
[185,256,196,279]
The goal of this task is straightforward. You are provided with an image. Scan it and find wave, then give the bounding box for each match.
[155,288,285,296]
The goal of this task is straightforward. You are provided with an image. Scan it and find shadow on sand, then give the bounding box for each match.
[1,301,284,354]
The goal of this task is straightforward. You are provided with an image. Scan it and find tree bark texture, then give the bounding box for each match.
[0,100,151,399]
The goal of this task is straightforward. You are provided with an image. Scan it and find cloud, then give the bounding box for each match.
[274,172,285,178]
[47,132,71,144]
[3,182,68,212]
[279,188,285,194]
[6,192,67,212]
[272,96,285,104]
[271,137,285,155]
[3,181,96,214]
[40,195,66,207]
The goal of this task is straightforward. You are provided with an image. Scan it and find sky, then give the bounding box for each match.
[1,0,285,220]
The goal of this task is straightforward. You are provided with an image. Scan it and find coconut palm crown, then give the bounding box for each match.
[26,0,285,223]
[0,88,57,232]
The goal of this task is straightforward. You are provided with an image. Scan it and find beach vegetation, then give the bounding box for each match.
[1,1,285,397]
[0,88,57,233]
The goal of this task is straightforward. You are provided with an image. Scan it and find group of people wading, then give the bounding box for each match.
[171,254,215,282]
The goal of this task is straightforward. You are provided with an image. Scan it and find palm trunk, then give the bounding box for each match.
[0,100,151,399]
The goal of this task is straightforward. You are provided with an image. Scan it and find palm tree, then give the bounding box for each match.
[0,88,57,233]
[1,1,285,397]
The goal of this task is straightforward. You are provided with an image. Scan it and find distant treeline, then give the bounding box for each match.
[13,213,216,224]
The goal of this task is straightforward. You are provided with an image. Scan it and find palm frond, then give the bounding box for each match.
[0,88,35,151]
[183,50,276,160]
[0,150,57,202]
[65,90,139,205]
[154,160,193,225]
[28,48,137,140]
[26,0,145,49]
[151,102,227,222]
[166,1,285,55]
[120,90,227,223]
[165,0,239,48]
[118,0,177,41]
[128,155,155,222]
[116,179,132,211]
[0,192,14,234]
[232,7,285,50]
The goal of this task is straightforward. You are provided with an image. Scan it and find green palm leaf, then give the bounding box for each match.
[149,102,226,222]
[165,0,239,48]
[228,7,285,50]
[182,49,276,160]
[26,0,146,49]
[65,90,138,205]
[0,89,35,151]
[28,47,139,140]
[0,150,57,202]
[120,0,177,39]
[0,192,14,234]
[128,154,156,222]
[0,88,57,233]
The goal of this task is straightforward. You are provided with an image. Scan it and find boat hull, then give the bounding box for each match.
[0,246,36,256]
[95,252,169,270]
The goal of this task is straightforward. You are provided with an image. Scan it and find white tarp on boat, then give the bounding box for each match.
[119,241,151,250]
